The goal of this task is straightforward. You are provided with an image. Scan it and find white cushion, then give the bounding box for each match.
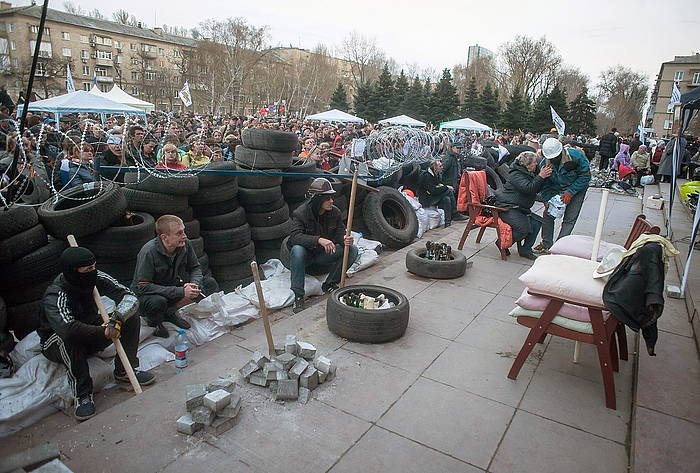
[509,307,601,334]
[518,254,605,307]
[549,235,625,262]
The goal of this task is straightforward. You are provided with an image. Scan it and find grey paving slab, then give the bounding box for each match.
[477,293,520,325]
[209,398,369,473]
[455,315,534,354]
[378,377,513,469]
[161,441,245,473]
[423,341,536,407]
[656,297,694,338]
[407,296,477,340]
[329,426,483,473]
[343,327,451,374]
[499,276,528,299]
[312,348,419,422]
[362,265,435,299]
[490,410,628,473]
[520,367,631,443]
[633,406,700,473]
[414,281,496,315]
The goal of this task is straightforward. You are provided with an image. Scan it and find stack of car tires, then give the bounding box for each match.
[236,129,297,264]
[281,157,316,213]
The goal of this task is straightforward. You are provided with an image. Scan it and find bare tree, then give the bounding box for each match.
[113,9,138,26]
[498,35,561,100]
[556,65,589,103]
[453,56,498,101]
[88,9,105,20]
[63,1,85,15]
[337,32,385,88]
[596,66,649,133]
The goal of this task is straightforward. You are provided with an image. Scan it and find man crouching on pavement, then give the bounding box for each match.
[40,247,155,421]
[288,177,358,314]
[132,215,202,338]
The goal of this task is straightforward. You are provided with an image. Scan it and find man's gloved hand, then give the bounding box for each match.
[103,314,122,340]
[561,191,573,205]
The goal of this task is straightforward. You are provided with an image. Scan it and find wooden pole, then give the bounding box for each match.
[67,235,142,394]
[339,169,359,288]
[250,261,275,358]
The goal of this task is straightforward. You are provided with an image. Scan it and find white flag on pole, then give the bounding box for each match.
[66,63,76,93]
[550,106,565,136]
[667,82,681,112]
[178,81,192,107]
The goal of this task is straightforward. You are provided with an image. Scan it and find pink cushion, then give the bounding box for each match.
[549,235,625,262]
[516,288,610,322]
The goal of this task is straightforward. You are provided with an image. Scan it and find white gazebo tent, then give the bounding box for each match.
[92,84,155,113]
[16,90,147,122]
[305,109,365,123]
[378,114,426,127]
[439,117,492,132]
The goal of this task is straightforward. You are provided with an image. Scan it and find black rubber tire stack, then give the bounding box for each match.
[359,186,418,249]
[191,161,249,292]
[236,129,297,265]
[281,157,316,213]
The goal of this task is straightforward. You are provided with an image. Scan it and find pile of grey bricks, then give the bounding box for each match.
[238,335,336,404]
[176,376,241,436]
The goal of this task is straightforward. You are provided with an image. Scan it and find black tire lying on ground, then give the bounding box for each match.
[189,180,239,206]
[125,172,199,195]
[208,241,256,266]
[246,205,289,227]
[198,207,247,231]
[192,198,239,218]
[326,285,410,343]
[241,197,286,214]
[237,185,283,206]
[235,146,294,170]
[197,161,237,187]
[237,168,283,188]
[201,224,252,253]
[123,188,189,214]
[0,223,48,264]
[250,220,291,241]
[38,182,127,239]
[405,248,468,279]
[184,219,201,239]
[362,186,417,249]
[1,238,67,288]
[7,299,42,340]
[241,128,299,152]
[81,212,155,261]
[0,205,38,239]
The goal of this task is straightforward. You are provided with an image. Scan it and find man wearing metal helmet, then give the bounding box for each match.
[534,137,591,253]
[287,177,358,313]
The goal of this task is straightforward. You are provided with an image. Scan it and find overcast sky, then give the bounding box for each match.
[20,0,700,87]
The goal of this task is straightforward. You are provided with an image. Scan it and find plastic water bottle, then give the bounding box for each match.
[174,329,189,372]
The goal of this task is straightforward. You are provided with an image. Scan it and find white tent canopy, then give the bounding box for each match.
[305,109,365,123]
[93,84,155,113]
[378,114,426,127]
[16,90,146,121]
[439,117,492,131]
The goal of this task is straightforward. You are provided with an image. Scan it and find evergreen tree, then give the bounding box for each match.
[548,84,569,126]
[392,70,409,115]
[522,97,532,131]
[501,87,528,131]
[402,76,426,122]
[353,81,374,121]
[479,83,500,129]
[366,63,395,122]
[421,80,432,123]
[329,82,349,112]
[530,92,552,133]
[568,86,597,136]
[427,68,460,125]
[461,76,480,118]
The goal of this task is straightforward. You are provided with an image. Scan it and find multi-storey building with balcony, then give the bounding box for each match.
[647,53,700,138]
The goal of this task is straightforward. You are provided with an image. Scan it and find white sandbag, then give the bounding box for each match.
[415,207,429,238]
[352,231,382,253]
[137,344,175,371]
[10,331,42,368]
[179,291,259,328]
[184,317,228,347]
[425,207,445,228]
[235,265,322,310]
[347,249,379,276]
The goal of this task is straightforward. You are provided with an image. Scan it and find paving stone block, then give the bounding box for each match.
[276,352,296,370]
[300,365,319,390]
[219,394,242,418]
[275,378,299,401]
[263,362,279,380]
[205,415,237,436]
[276,370,289,381]
[207,377,235,393]
[318,371,327,384]
[238,361,259,379]
[249,370,268,387]
[190,406,215,426]
[289,358,309,379]
[274,342,285,355]
[185,384,208,411]
[203,389,232,413]
[314,356,332,374]
[269,380,278,394]
[270,358,285,371]
[298,387,311,404]
[176,413,203,435]
[251,351,269,368]
[285,335,298,354]
[296,341,317,359]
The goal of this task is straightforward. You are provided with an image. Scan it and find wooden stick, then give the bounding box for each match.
[339,169,359,288]
[67,235,142,394]
[250,261,275,358]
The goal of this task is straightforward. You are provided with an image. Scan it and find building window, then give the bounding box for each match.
[130,57,139,65]
[9,40,15,51]
[99,84,110,92]
[36,62,46,76]
[158,48,164,56]
[664,119,673,130]
[83,65,89,76]
[172,49,181,58]
[62,32,70,40]
[115,55,122,64]
[693,72,700,85]
[83,82,91,91]
[145,71,156,81]
[80,35,88,43]
[0,24,5,32]
[131,71,140,81]
[7,23,13,33]
[44,27,50,36]
[62,47,71,57]
[96,50,112,60]
[160,88,166,96]
[29,40,52,58]
[11,57,19,68]
[131,86,139,96]
[95,67,107,77]
[674,71,685,81]
[80,50,88,59]
[130,43,137,51]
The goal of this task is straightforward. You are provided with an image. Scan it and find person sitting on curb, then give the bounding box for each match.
[39,247,155,421]
[132,215,202,338]
[417,159,467,227]
[287,178,358,314]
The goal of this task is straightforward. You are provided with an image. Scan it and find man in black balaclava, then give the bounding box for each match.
[39,247,155,421]
[287,178,358,314]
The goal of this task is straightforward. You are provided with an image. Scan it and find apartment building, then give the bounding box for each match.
[647,53,700,138]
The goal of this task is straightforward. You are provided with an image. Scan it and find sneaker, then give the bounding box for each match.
[151,323,169,339]
[115,370,156,386]
[532,243,551,255]
[74,395,96,421]
[518,251,538,261]
[321,282,339,293]
[452,212,468,222]
[292,296,305,314]
[164,312,191,330]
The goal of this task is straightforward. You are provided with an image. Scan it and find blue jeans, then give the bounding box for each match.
[541,189,586,249]
[290,244,359,298]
